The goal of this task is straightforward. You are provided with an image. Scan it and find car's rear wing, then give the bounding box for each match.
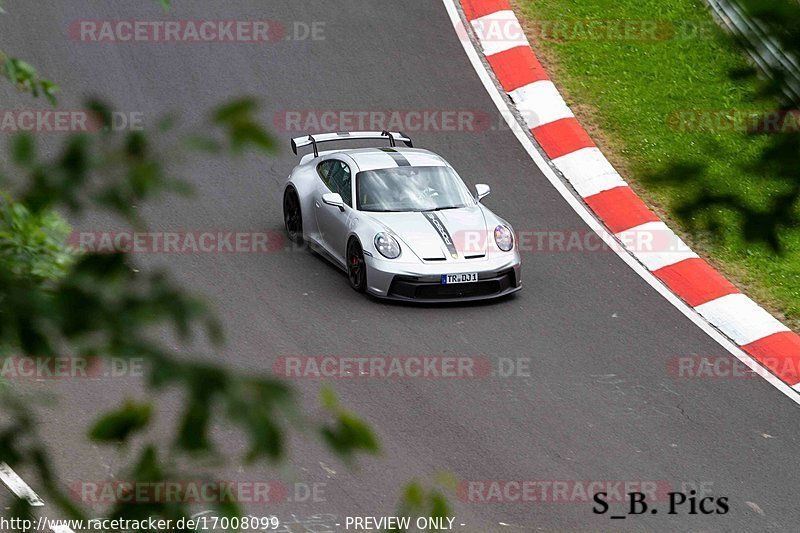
[291,131,413,158]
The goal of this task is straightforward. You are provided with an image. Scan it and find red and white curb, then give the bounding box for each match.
[454,0,800,392]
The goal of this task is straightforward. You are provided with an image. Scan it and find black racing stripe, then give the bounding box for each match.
[422,212,458,259]
[379,147,410,166]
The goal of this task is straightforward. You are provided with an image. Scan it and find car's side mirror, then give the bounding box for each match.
[475,184,491,202]
[322,192,345,211]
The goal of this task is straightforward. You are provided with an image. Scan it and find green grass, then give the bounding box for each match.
[516,0,800,329]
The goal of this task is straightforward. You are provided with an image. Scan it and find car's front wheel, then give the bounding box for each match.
[347,239,367,293]
[283,188,303,244]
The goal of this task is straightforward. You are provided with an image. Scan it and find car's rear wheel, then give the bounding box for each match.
[347,239,367,293]
[283,188,303,244]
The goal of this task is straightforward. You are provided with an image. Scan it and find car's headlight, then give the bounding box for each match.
[374,232,401,259]
[494,225,514,251]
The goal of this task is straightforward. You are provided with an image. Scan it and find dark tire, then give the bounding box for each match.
[346,239,367,293]
[283,188,303,244]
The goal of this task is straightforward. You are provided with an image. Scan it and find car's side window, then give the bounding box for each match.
[316,160,333,189]
[328,160,353,208]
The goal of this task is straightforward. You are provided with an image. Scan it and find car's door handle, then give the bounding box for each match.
[314,201,321,208]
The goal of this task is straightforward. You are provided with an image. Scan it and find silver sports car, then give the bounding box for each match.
[283,131,521,302]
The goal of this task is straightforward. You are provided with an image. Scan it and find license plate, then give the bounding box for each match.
[442,272,478,284]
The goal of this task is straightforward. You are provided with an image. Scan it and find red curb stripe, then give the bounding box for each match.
[461,0,512,21]
[488,46,549,92]
[532,118,595,160]
[742,332,800,386]
[653,258,740,307]
[584,186,660,234]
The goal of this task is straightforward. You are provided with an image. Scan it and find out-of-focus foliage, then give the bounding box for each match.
[319,386,380,459]
[0,98,381,527]
[0,193,73,281]
[0,51,59,105]
[388,474,454,532]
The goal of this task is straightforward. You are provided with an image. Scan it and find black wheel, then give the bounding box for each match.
[347,239,367,293]
[283,188,303,244]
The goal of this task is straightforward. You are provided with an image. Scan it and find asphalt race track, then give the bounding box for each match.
[2,1,799,531]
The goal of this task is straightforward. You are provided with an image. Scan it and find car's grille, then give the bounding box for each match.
[388,269,516,300]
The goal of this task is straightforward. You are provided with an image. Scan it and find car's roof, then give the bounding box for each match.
[303,147,450,171]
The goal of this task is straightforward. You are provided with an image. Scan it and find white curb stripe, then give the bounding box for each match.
[696,293,791,345]
[51,526,76,533]
[509,80,573,129]
[470,10,529,56]
[552,147,627,198]
[0,462,45,506]
[616,221,698,272]
[443,0,800,404]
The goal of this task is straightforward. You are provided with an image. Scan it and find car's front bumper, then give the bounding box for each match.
[364,252,522,302]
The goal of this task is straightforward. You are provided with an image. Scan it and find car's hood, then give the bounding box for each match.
[364,205,488,261]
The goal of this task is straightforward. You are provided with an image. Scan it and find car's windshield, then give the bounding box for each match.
[356,166,476,212]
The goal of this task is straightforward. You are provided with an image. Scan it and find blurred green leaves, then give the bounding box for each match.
[388,476,454,532]
[0,97,379,523]
[213,98,276,154]
[102,446,222,531]
[89,401,152,443]
[0,193,73,281]
[320,386,380,459]
[0,53,59,105]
